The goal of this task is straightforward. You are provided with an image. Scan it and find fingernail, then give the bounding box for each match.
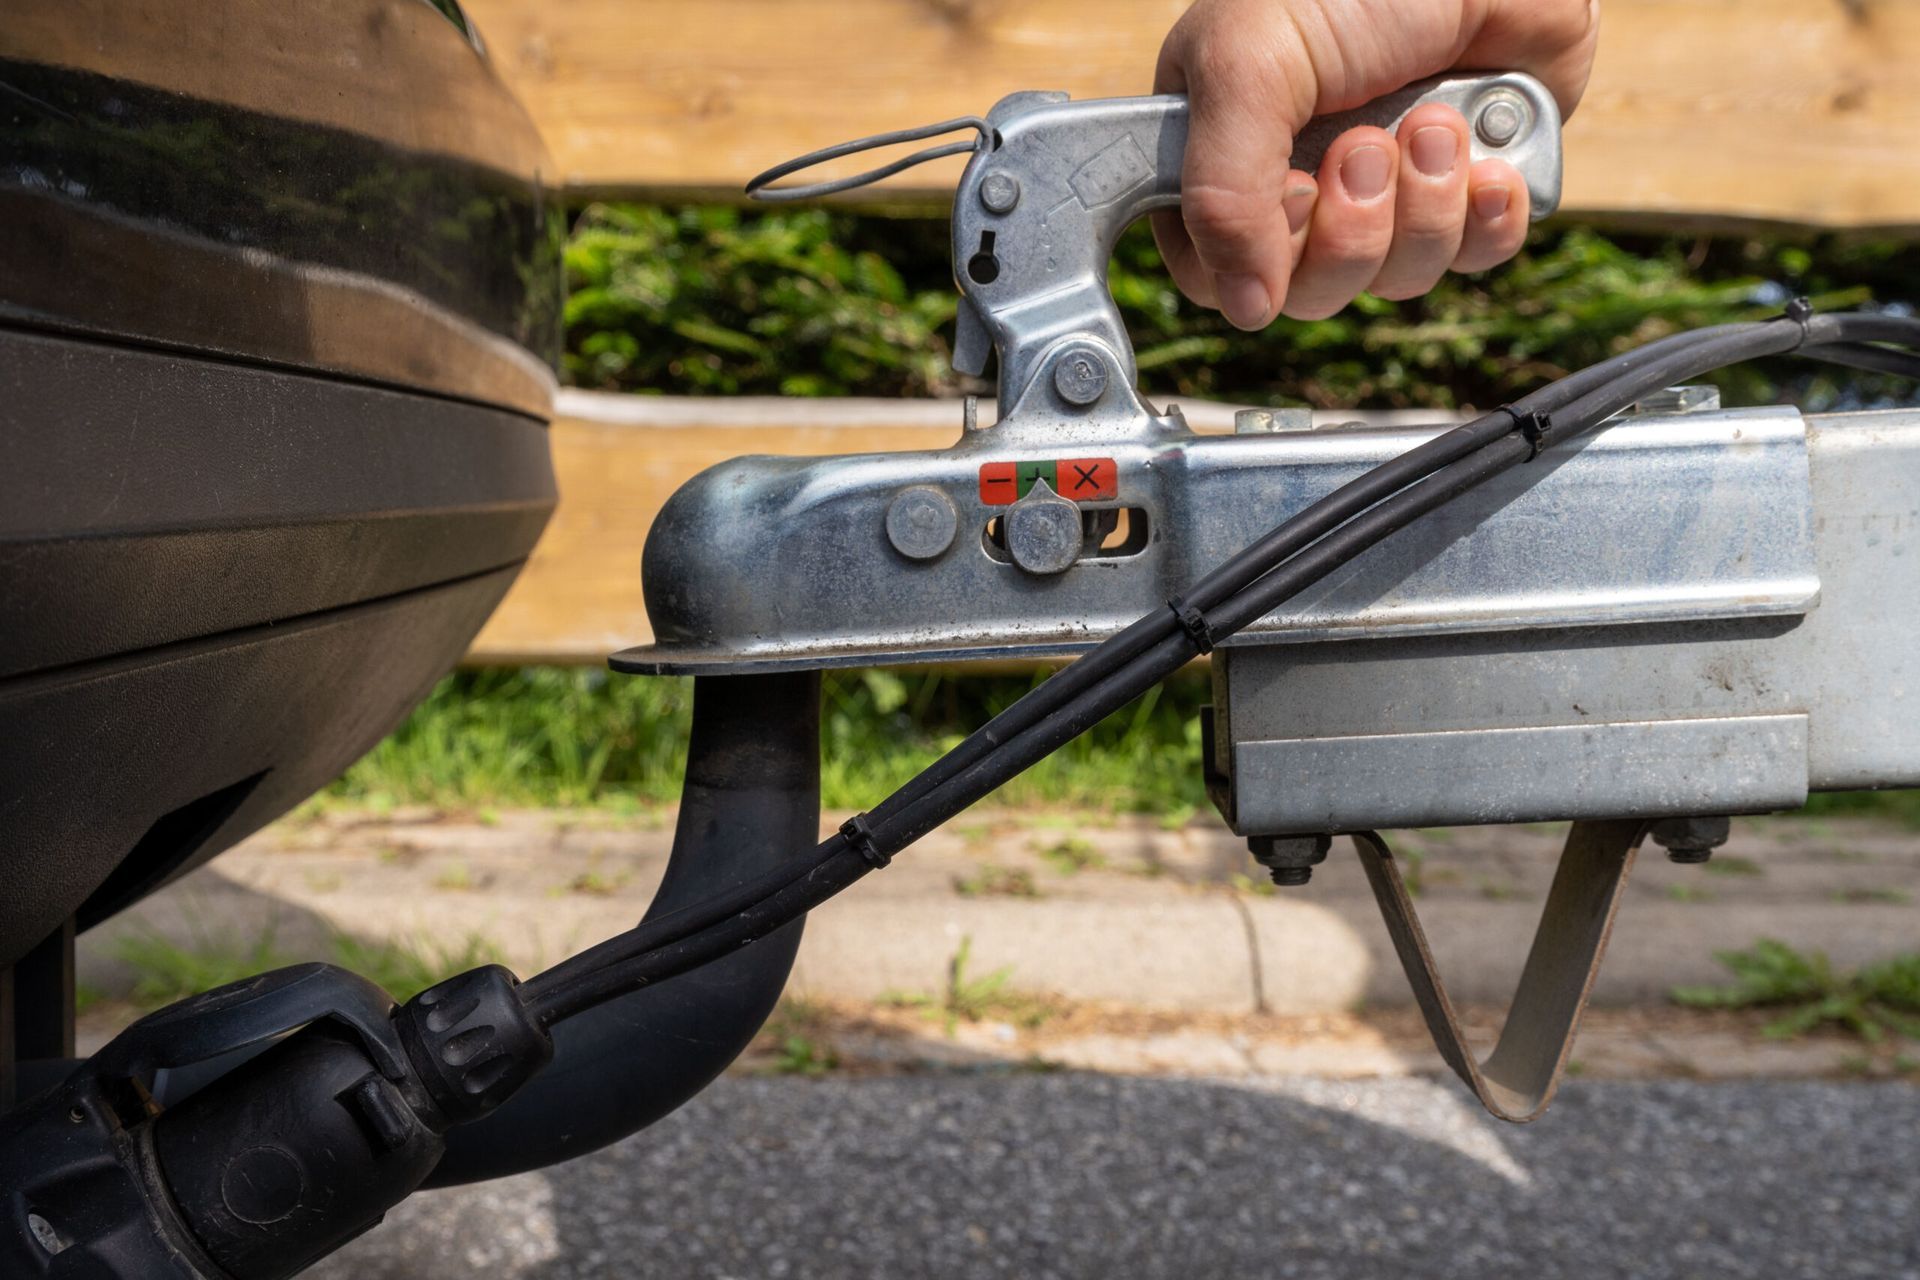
[1283,183,1315,233]
[1340,145,1390,201]
[1215,272,1271,330]
[1410,126,1457,178]
[1473,184,1512,220]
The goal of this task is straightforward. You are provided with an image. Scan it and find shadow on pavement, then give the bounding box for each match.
[309,1072,1920,1280]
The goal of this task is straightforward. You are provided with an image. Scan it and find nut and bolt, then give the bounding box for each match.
[1474,95,1526,147]
[1052,345,1109,407]
[1248,833,1333,886]
[1649,815,1732,865]
[979,171,1022,214]
[1002,479,1083,575]
[884,486,958,561]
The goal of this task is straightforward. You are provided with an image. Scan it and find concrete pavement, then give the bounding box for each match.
[84,808,1920,1016]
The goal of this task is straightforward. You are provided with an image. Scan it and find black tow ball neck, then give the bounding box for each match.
[0,961,551,1279]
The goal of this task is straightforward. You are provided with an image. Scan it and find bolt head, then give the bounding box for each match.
[885,486,958,561]
[1052,346,1109,407]
[1003,480,1083,575]
[1475,97,1525,147]
[980,172,1021,214]
[1667,847,1714,866]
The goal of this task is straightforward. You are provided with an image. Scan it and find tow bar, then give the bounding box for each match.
[9,74,1920,1278]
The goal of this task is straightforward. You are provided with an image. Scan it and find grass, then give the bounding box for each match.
[566,869,629,897]
[109,927,505,1010]
[951,865,1041,899]
[432,860,476,891]
[1829,887,1913,906]
[758,996,841,1076]
[1228,872,1276,898]
[881,935,1055,1036]
[317,668,1920,832]
[325,666,1213,816]
[1801,790,1920,830]
[1671,939,1920,1042]
[1037,836,1105,874]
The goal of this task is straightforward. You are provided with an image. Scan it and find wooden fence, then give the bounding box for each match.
[460,0,1920,662]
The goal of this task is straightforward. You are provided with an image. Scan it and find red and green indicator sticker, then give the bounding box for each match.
[978,457,1118,505]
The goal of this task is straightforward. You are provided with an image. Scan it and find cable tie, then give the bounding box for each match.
[1499,404,1554,460]
[839,813,892,869]
[1783,295,1815,348]
[1167,597,1215,654]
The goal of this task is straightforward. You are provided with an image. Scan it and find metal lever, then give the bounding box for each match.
[949,73,1564,415]
[1351,820,1646,1123]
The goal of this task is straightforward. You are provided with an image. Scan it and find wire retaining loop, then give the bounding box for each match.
[745,117,992,202]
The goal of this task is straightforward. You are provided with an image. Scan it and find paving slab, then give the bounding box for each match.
[80,809,1920,1018]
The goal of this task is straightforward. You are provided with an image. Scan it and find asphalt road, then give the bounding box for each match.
[312,1074,1920,1280]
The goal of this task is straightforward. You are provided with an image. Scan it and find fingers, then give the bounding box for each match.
[1369,104,1471,301]
[1282,126,1399,321]
[1453,158,1532,273]
[1154,14,1316,330]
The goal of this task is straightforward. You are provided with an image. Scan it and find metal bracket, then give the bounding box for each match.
[1351,818,1648,1122]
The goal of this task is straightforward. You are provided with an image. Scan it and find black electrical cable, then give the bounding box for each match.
[524,310,1920,1026]
[1801,341,1920,383]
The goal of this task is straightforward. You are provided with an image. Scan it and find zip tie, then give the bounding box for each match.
[1783,296,1815,348]
[1499,404,1553,460]
[1168,597,1216,654]
[839,813,891,869]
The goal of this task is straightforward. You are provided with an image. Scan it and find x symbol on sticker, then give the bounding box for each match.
[1069,463,1100,493]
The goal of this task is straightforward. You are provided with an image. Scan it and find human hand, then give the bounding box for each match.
[1153,0,1599,327]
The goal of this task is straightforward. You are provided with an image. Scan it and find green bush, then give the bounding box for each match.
[563,201,1920,410]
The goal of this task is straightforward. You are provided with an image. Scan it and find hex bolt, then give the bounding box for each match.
[1002,479,1083,575]
[1052,345,1109,407]
[1649,815,1732,865]
[885,486,959,561]
[1475,95,1525,147]
[1248,833,1333,886]
[979,172,1021,214]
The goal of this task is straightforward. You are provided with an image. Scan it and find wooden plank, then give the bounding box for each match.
[461,0,1920,229]
[466,395,962,663]
[465,392,1456,664]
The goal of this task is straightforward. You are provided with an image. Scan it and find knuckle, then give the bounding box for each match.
[1282,293,1349,322]
[1370,271,1444,302]
[1395,196,1466,241]
[1311,226,1393,270]
[1181,184,1276,254]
